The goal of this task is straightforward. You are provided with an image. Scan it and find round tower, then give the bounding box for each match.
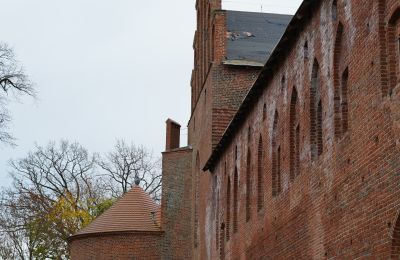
[68,185,163,259]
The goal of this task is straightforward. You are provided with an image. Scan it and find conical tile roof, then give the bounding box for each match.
[73,185,161,237]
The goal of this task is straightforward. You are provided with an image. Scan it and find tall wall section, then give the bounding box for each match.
[187,2,262,259]
[205,0,400,259]
[161,147,193,259]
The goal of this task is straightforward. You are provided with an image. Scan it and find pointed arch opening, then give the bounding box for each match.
[304,41,309,61]
[332,0,338,21]
[263,103,267,121]
[246,127,252,221]
[310,60,323,160]
[246,148,251,222]
[341,68,349,134]
[226,176,231,241]
[220,223,225,259]
[295,125,300,177]
[216,188,219,252]
[257,136,263,211]
[391,213,400,258]
[233,167,238,233]
[281,75,286,92]
[334,23,344,139]
[317,100,323,156]
[290,87,300,180]
[388,8,400,93]
[272,111,281,196]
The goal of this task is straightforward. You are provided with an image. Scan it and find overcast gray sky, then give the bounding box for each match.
[0,0,302,187]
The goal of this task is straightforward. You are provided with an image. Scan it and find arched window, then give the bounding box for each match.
[216,204,219,251]
[207,4,212,65]
[341,68,349,134]
[295,125,300,176]
[334,23,343,138]
[226,176,231,241]
[290,87,300,180]
[211,24,215,62]
[281,75,286,92]
[257,136,263,211]
[332,0,338,21]
[263,103,267,121]
[220,223,225,259]
[317,100,323,156]
[391,213,400,258]
[246,148,251,222]
[272,111,281,196]
[215,176,219,251]
[235,145,238,160]
[388,8,400,93]
[304,41,309,61]
[310,60,323,160]
[194,152,200,247]
[277,146,281,188]
[233,167,238,233]
[333,23,349,139]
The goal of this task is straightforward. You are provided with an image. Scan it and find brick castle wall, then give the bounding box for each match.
[69,232,162,260]
[206,0,400,259]
[187,4,264,259]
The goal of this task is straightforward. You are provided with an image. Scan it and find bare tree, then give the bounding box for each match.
[0,43,35,145]
[97,139,162,201]
[2,140,105,259]
[0,140,160,258]
[0,190,43,260]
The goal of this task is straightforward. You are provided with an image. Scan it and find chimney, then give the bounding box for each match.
[165,119,181,151]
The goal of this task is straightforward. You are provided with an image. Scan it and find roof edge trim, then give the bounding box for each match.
[68,230,164,242]
[222,60,264,67]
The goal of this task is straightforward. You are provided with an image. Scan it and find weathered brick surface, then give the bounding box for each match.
[187,3,263,259]
[161,147,193,259]
[69,232,162,260]
[204,0,400,259]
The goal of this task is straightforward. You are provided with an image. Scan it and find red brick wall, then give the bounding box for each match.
[187,6,263,259]
[191,0,221,112]
[203,0,400,259]
[161,148,193,259]
[69,232,162,260]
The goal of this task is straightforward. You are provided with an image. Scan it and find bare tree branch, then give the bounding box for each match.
[0,43,35,146]
[96,139,162,202]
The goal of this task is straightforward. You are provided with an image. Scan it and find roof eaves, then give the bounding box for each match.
[68,230,165,242]
[203,0,319,172]
[222,59,264,67]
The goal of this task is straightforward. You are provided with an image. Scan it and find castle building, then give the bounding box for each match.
[71,0,400,259]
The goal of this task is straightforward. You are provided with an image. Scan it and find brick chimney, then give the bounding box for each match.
[165,119,181,151]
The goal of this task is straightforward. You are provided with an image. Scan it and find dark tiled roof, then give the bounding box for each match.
[205,0,320,171]
[225,11,292,66]
[71,185,160,238]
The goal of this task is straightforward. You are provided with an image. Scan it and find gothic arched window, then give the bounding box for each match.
[272,111,281,196]
[290,87,300,180]
[388,8,400,93]
[257,136,263,210]
[310,60,323,160]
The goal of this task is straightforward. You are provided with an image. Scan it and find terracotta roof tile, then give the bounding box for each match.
[73,185,161,237]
